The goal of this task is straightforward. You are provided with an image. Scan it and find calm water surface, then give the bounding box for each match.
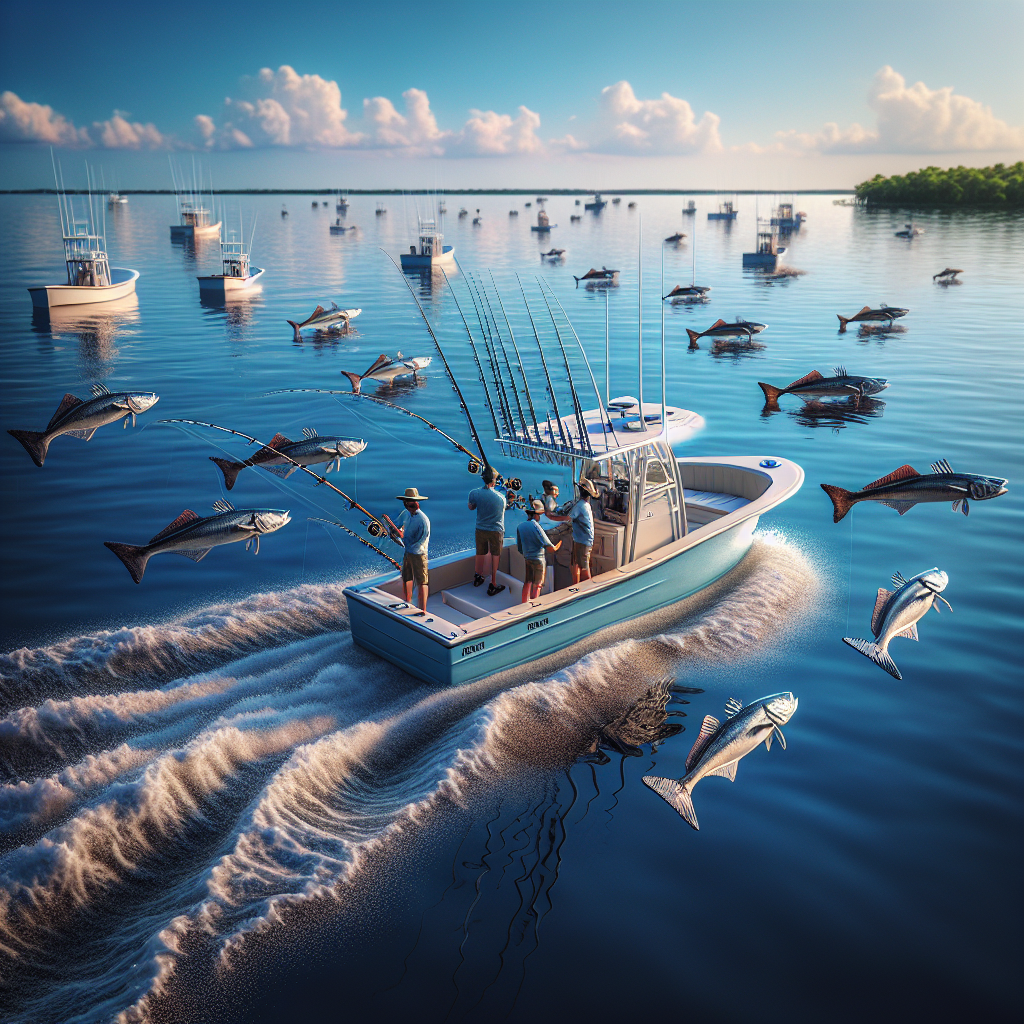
[0,193,1021,1023]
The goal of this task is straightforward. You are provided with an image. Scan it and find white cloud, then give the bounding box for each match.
[778,66,1024,154]
[593,81,722,154]
[0,91,90,146]
[449,105,543,156]
[363,87,443,151]
[93,111,165,149]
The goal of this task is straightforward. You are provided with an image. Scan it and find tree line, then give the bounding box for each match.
[855,163,1023,209]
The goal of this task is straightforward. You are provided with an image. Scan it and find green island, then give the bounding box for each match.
[856,162,1023,209]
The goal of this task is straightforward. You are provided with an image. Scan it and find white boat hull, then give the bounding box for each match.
[171,221,222,240]
[28,269,139,309]
[197,268,265,295]
[400,245,455,269]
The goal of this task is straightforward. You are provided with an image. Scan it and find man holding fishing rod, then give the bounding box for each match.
[389,487,431,613]
[468,466,507,597]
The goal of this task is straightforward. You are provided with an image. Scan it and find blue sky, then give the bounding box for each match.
[2,0,1022,188]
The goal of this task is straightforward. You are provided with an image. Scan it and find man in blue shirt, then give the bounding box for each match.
[395,486,430,612]
[516,499,561,602]
[546,477,597,584]
[468,466,506,596]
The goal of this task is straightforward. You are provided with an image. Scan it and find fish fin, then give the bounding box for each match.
[856,306,873,315]
[863,465,920,490]
[787,370,824,389]
[879,500,916,515]
[708,319,726,329]
[706,762,738,782]
[90,382,111,396]
[962,499,969,517]
[301,427,319,439]
[891,571,907,588]
[46,393,83,430]
[299,304,325,327]
[723,697,743,717]
[8,429,51,467]
[773,726,787,751]
[894,621,919,642]
[833,365,848,377]
[843,637,902,680]
[951,498,962,513]
[364,354,392,375]
[329,301,339,311]
[758,381,784,406]
[764,730,773,752]
[261,464,292,478]
[820,483,856,523]
[172,548,211,562]
[148,510,200,544]
[103,541,151,584]
[257,432,293,453]
[212,499,234,513]
[209,457,246,491]
[341,371,363,394]
[872,588,895,636]
[642,776,699,830]
[63,428,97,441]
[930,459,953,475]
[685,715,721,771]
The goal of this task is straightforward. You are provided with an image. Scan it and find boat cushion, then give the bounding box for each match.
[683,488,750,513]
[442,571,526,619]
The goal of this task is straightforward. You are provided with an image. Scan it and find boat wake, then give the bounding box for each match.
[0,533,819,1024]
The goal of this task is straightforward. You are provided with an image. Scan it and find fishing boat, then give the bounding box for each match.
[197,215,264,296]
[895,223,923,238]
[612,197,622,205]
[107,191,128,206]
[29,162,139,309]
[531,209,555,232]
[585,193,608,212]
[458,207,469,218]
[682,200,697,215]
[336,193,349,213]
[168,163,220,240]
[343,266,803,687]
[399,217,454,269]
[330,218,357,234]
[770,201,805,232]
[376,202,387,216]
[742,220,786,270]
[708,200,738,221]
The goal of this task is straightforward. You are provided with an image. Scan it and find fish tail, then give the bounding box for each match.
[842,636,902,680]
[209,456,246,491]
[758,381,784,407]
[286,319,302,339]
[7,429,50,468]
[642,776,699,830]
[341,371,363,394]
[103,541,151,585]
[686,329,701,350]
[837,314,850,332]
[820,483,856,523]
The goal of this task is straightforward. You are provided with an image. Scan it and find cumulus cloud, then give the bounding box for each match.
[778,66,1024,154]
[448,105,543,156]
[93,111,165,149]
[363,87,443,151]
[0,91,90,146]
[593,81,722,154]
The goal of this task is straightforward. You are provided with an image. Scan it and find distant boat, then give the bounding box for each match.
[708,200,738,221]
[895,223,923,238]
[399,217,454,269]
[330,218,357,234]
[376,202,387,216]
[570,213,582,222]
[458,207,469,218]
[612,197,622,204]
[742,220,785,270]
[531,209,555,232]
[541,248,565,260]
[536,196,546,203]
[336,193,349,213]
[525,202,532,208]
[438,200,447,215]
[574,199,581,206]
[585,193,608,212]
[664,231,686,243]
[770,201,805,232]
[281,205,289,218]
[169,161,220,240]
[197,215,264,296]
[682,200,696,215]
[107,191,127,206]
[509,209,519,217]
[29,164,139,309]
[472,209,482,226]
[627,202,637,209]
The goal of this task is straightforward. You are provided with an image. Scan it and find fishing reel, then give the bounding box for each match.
[505,489,519,509]
[506,477,522,492]
[468,460,480,474]
[364,520,385,538]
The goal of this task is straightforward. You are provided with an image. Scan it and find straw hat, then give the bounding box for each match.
[578,478,599,497]
[396,487,429,501]
[529,499,545,514]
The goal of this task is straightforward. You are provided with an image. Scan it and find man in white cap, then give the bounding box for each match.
[546,477,597,584]
[395,487,430,612]
[516,499,561,602]
[467,465,506,596]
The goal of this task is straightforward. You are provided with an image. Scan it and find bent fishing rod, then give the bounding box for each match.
[308,518,401,570]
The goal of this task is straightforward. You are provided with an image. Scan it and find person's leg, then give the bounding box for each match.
[418,584,428,612]
[489,551,499,586]
[521,580,530,603]
[404,580,414,602]
[474,532,487,584]
[579,544,592,582]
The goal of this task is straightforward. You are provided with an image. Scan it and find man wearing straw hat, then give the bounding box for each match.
[395,487,430,612]
[516,499,561,603]
[546,477,598,584]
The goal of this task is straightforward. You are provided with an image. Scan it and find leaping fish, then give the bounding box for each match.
[836,303,908,331]
[843,568,951,680]
[685,318,767,349]
[573,267,620,286]
[8,384,159,467]
[286,302,361,340]
[341,353,432,394]
[758,366,888,408]
[210,428,367,490]
[104,500,291,584]
[642,692,798,830]
[821,460,1008,522]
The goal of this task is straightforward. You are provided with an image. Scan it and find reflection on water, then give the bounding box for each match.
[762,394,886,429]
[31,293,140,371]
[710,338,767,359]
[200,290,263,344]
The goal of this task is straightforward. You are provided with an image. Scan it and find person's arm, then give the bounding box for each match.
[467,491,477,511]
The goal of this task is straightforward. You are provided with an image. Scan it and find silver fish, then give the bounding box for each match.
[837,303,908,331]
[210,427,366,490]
[8,383,159,467]
[821,459,1008,522]
[643,692,798,830]
[104,500,291,584]
[286,302,361,339]
[341,353,432,394]
[844,568,952,680]
[758,366,888,407]
[685,317,767,349]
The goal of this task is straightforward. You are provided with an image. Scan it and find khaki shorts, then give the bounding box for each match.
[402,552,428,586]
[475,529,503,556]
[524,559,545,585]
[571,542,592,570]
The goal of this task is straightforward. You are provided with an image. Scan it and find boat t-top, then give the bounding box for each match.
[29,161,139,309]
[742,219,786,270]
[342,265,803,687]
[197,214,264,296]
[585,193,608,212]
[400,217,454,269]
[708,200,738,221]
[682,200,697,215]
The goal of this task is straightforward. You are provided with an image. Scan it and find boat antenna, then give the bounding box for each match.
[604,288,610,406]
[50,148,65,237]
[638,215,644,430]
[490,271,542,442]
[517,272,569,448]
[248,211,258,258]
[380,249,491,467]
[661,237,666,432]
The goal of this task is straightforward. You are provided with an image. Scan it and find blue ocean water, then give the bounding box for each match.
[0,192,1021,1023]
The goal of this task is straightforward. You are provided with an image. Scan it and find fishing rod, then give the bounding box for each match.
[482,283,529,442]
[517,273,570,449]
[473,272,521,441]
[155,418,392,534]
[490,270,542,442]
[381,249,491,468]
[308,518,401,570]
[465,270,515,440]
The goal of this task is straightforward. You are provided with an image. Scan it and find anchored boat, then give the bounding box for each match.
[743,219,786,270]
[400,217,454,269]
[343,260,803,687]
[531,209,555,233]
[585,193,608,212]
[197,214,264,296]
[708,200,738,221]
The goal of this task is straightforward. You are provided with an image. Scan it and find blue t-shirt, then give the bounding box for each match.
[542,493,559,513]
[517,519,553,562]
[468,486,505,533]
[570,498,594,546]
[398,508,430,555]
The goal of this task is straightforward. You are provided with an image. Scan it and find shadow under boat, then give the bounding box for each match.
[32,292,140,368]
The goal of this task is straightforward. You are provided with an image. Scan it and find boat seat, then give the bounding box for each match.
[442,571,525,619]
[682,488,750,514]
